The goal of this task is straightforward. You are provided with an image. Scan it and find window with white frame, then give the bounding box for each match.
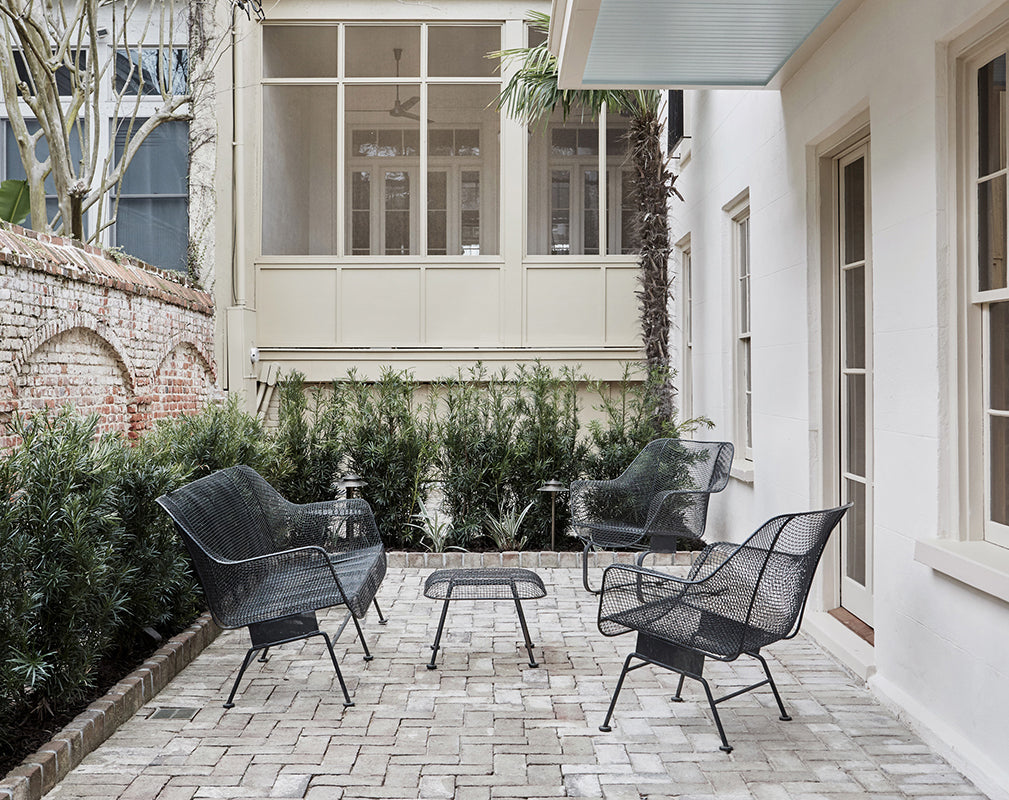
[524,27,637,258]
[261,24,501,257]
[2,120,83,231]
[113,119,189,272]
[970,50,1009,548]
[733,205,752,459]
[1,45,190,272]
[526,106,638,256]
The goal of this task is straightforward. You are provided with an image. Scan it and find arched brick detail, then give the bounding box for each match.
[11,312,138,395]
[155,334,217,384]
[147,341,218,429]
[0,226,218,444]
[15,326,133,436]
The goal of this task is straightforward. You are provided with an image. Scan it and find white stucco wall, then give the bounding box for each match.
[671,1,1009,796]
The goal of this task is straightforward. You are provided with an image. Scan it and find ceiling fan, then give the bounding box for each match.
[388,48,421,121]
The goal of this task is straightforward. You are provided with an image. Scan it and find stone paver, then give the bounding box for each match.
[47,568,988,800]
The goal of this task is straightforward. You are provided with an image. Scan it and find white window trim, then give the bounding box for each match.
[262,21,503,260]
[913,14,1009,605]
[725,191,752,469]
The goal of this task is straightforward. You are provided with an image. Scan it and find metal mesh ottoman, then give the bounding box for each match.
[423,568,547,669]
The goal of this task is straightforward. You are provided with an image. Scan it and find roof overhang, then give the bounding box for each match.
[549,0,861,90]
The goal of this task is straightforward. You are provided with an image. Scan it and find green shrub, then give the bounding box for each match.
[271,372,345,503]
[140,395,272,481]
[342,368,436,548]
[106,446,201,649]
[583,364,699,479]
[504,363,587,550]
[0,411,125,752]
[435,366,520,542]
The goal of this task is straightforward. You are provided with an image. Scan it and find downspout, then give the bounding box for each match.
[231,6,244,309]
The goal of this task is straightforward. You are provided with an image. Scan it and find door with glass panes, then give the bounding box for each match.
[837,141,873,626]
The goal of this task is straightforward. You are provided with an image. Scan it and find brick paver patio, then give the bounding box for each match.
[47,566,988,800]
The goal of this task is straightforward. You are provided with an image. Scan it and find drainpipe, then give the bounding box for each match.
[226,8,257,411]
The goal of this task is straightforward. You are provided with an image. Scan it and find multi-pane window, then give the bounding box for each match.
[262,24,501,257]
[114,48,188,95]
[2,120,83,230]
[113,120,189,272]
[13,50,85,96]
[975,53,1009,548]
[527,107,638,256]
[1,47,189,271]
[735,210,752,458]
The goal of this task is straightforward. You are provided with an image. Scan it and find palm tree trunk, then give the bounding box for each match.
[628,103,675,422]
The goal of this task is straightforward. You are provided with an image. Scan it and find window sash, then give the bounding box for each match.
[734,210,752,459]
[971,49,1009,548]
[262,23,502,259]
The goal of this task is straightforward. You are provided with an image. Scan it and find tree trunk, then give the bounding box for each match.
[629,104,675,423]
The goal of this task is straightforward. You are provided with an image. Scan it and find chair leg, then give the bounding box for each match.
[671,672,686,702]
[224,647,259,709]
[581,541,602,595]
[321,631,354,707]
[257,647,270,663]
[751,651,791,721]
[511,593,539,667]
[599,653,639,732]
[698,674,734,753]
[427,597,452,670]
[348,612,374,661]
[373,598,388,625]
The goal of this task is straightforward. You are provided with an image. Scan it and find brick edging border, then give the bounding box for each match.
[0,613,222,800]
[383,549,690,569]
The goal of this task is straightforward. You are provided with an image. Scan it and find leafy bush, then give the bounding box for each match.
[0,409,199,756]
[505,363,587,550]
[583,364,708,480]
[342,368,436,548]
[271,372,345,503]
[139,395,273,481]
[484,501,533,551]
[435,366,520,541]
[106,446,200,648]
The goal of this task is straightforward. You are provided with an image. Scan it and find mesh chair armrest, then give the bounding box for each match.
[210,546,356,626]
[597,562,697,637]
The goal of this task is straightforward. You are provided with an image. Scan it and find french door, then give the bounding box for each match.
[837,141,873,625]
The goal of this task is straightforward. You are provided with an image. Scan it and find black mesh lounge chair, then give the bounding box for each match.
[157,465,387,708]
[596,504,850,752]
[570,439,734,593]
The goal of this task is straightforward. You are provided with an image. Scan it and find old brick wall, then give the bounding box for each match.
[0,225,219,447]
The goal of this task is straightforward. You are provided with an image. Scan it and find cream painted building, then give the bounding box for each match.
[209,0,647,414]
[552,0,1009,796]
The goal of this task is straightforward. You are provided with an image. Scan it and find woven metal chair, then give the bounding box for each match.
[157,465,387,708]
[570,439,734,593]
[596,504,850,752]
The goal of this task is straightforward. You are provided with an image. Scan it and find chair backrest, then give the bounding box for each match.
[622,439,733,495]
[690,504,850,656]
[613,439,733,532]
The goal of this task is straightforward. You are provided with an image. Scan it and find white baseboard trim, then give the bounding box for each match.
[803,610,876,681]
[869,672,1009,800]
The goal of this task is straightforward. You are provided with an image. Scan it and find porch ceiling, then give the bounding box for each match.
[549,0,854,89]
